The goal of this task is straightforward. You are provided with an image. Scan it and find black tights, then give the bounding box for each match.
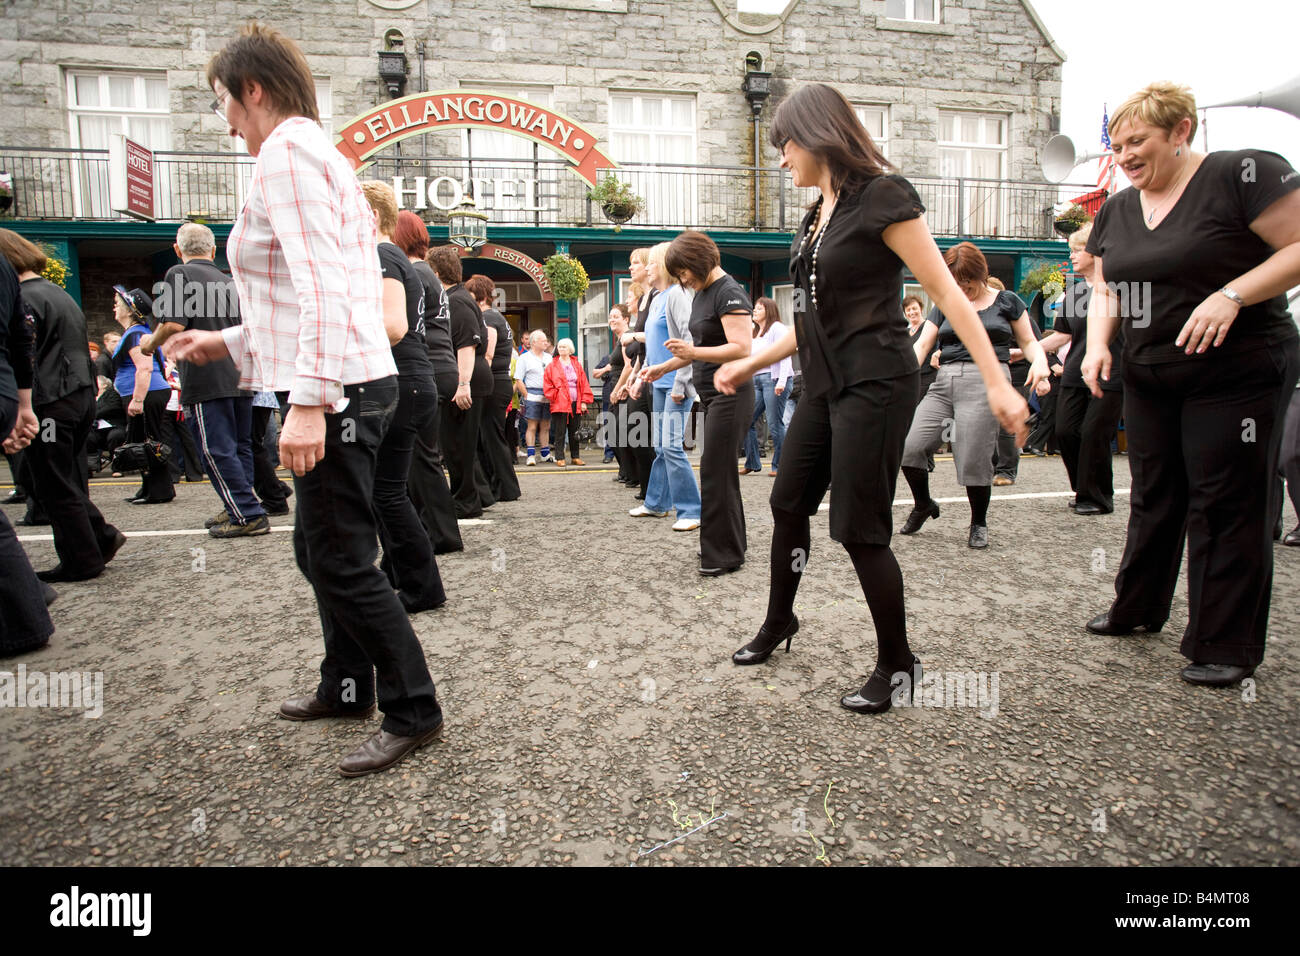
[902,465,990,525]
[763,507,912,671]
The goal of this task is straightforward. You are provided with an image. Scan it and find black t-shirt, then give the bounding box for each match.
[447,285,491,396]
[20,276,94,406]
[1086,148,1300,365]
[154,260,244,405]
[608,334,626,389]
[791,175,925,399]
[689,274,751,401]
[0,256,32,401]
[929,289,1025,365]
[412,261,457,381]
[378,243,434,380]
[909,322,937,389]
[1053,278,1123,392]
[626,289,657,365]
[482,308,514,374]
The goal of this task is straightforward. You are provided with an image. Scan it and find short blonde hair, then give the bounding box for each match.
[1069,222,1094,251]
[647,241,670,277]
[1109,82,1198,143]
[359,179,398,236]
[630,247,649,266]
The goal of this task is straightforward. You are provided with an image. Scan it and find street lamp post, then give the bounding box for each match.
[742,66,772,231]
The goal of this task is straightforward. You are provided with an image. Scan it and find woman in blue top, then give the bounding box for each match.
[635,241,701,530]
[111,285,175,504]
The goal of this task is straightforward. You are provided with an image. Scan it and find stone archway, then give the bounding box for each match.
[457,243,554,302]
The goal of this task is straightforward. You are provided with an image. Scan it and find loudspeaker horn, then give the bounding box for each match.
[1041,134,1111,184]
[1202,73,1300,120]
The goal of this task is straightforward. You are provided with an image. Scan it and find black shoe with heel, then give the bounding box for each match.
[732,616,799,665]
[900,500,940,535]
[1084,611,1165,635]
[841,656,922,714]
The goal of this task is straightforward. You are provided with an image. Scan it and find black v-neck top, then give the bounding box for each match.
[1086,149,1300,365]
[790,174,926,399]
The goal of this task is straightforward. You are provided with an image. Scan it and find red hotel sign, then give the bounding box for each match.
[119,137,155,219]
[335,91,617,186]
[459,244,554,302]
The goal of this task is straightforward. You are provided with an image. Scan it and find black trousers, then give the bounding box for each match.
[628,388,655,496]
[127,389,176,502]
[251,405,290,508]
[1026,382,1060,454]
[1273,388,1300,529]
[26,387,120,575]
[1057,385,1123,510]
[1110,343,1298,667]
[283,378,441,736]
[609,397,632,479]
[374,376,445,608]
[550,409,582,462]
[699,384,754,570]
[171,408,204,481]
[478,374,521,501]
[994,380,1032,479]
[0,395,54,655]
[409,375,463,554]
[445,390,487,519]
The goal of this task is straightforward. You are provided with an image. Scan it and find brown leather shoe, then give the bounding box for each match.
[338,719,445,777]
[278,694,376,721]
[992,475,1014,486]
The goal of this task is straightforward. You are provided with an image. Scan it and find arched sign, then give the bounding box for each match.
[335,91,617,186]
[459,243,554,302]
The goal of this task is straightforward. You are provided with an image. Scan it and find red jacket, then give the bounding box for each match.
[542,355,594,414]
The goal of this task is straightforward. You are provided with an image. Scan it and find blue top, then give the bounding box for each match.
[113,324,169,397]
[643,292,673,389]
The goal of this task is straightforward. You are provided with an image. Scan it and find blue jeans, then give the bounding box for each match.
[645,388,701,520]
[744,372,787,471]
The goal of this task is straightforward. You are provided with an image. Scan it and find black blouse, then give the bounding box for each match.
[1086,148,1300,365]
[791,174,926,399]
[928,289,1026,365]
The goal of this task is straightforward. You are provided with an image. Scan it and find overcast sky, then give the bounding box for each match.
[737,0,1300,185]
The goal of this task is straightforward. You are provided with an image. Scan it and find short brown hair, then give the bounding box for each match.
[1110,81,1197,143]
[609,303,630,323]
[393,210,430,259]
[944,242,989,290]
[464,274,495,303]
[665,231,720,284]
[359,180,398,236]
[0,229,47,275]
[902,294,923,312]
[207,22,319,123]
[428,245,463,285]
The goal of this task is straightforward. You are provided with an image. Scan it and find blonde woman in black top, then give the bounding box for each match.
[714,84,1028,714]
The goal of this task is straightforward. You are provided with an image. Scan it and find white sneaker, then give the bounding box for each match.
[540,451,553,462]
[629,505,669,517]
[672,518,700,532]
[526,455,536,466]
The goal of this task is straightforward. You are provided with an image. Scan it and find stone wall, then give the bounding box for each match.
[1,0,1063,181]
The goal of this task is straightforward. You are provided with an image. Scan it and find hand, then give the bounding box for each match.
[1177,292,1241,354]
[1025,357,1050,395]
[2,407,38,453]
[1080,347,1112,399]
[987,381,1030,448]
[454,383,472,410]
[628,379,644,402]
[671,392,684,404]
[713,359,750,396]
[620,331,636,346]
[578,403,587,415]
[664,338,696,362]
[930,350,941,370]
[166,329,229,366]
[1051,363,1065,377]
[774,385,784,396]
[1009,347,1025,363]
[640,364,665,384]
[611,384,628,403]
[1033,377,1051,398]
[279,404,326,476]
[127,396,144,417]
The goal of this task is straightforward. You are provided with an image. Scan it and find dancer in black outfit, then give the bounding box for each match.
[465,274,521,502]
[714,84,1028,713]
[605,304,633,483]
[1079,83,1300,687]
[661,231,753,575]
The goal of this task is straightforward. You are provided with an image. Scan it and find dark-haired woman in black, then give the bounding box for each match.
[714,83,1028,713]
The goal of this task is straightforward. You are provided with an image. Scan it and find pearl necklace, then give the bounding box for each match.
[797,192,838,311]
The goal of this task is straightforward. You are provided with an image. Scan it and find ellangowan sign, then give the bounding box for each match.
[334,91,617,187]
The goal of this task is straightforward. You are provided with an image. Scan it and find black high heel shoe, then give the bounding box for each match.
[732,616,799,665]
[840,656,922,714]
[900,500,940,535]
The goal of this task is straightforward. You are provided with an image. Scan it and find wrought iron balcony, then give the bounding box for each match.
[0,145,1095,241]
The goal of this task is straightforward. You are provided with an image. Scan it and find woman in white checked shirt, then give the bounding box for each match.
[169,23,444,778]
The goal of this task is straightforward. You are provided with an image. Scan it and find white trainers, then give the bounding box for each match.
[629,505,669,517]
[526,455,536,466]
[671,518,700,532]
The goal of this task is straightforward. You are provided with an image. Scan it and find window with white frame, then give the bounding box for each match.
[885,0,939,22]
[578,280,612,381]
[314,78,333,137]
[770,284,796,329]
[67,70,171,218]
[853,105,890,160]
[936,110,1009,236]
[608,92,697,226]
[459,84,557,224]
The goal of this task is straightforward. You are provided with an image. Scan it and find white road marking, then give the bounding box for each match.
[15,516,493,543]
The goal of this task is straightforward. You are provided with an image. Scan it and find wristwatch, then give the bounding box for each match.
[1218,286,1245,307]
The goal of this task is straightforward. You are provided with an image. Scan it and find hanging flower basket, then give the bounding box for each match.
[588,174,643,227]
[1052,202,1091,238]
[543,254,589,301]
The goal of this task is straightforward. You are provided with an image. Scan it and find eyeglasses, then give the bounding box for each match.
[211,90,230,119]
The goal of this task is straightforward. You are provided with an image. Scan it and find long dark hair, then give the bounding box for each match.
[769,84,892,196]
[753,296,781,337]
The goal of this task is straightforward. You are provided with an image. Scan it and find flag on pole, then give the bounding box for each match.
[1098,105,1117,194]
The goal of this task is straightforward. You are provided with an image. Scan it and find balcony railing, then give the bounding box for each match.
[0,145,1096,241]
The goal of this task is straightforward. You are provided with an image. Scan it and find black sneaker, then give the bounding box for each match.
[209,515,272,538]
[262,502,291,516]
